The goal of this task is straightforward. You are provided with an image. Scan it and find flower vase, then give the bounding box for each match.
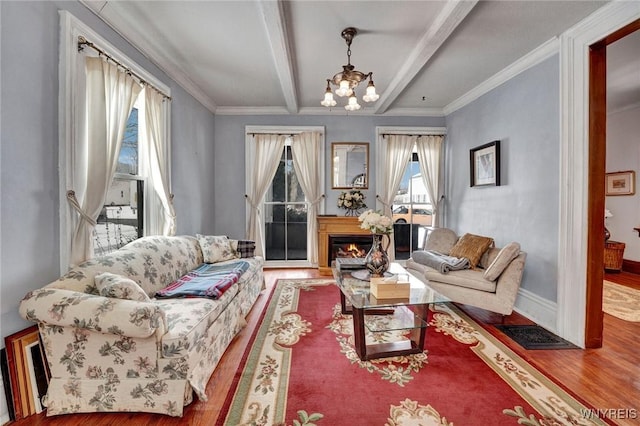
[364,234,390,277]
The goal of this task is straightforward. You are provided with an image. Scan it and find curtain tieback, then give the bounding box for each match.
[66,190,97,227]
[375,195,390,208]
[309,194,325,206]
[245,194,261,212]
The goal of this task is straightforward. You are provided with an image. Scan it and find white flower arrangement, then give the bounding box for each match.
[337,190,367,213]
[358,209,393,235]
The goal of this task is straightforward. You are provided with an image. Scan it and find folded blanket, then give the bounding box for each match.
[155,261,250,299]
[412,250,470,274]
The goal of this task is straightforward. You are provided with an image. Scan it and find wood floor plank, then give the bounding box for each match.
[9,268,640,425]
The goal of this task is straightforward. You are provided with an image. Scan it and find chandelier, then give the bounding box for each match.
[321,27,379,111]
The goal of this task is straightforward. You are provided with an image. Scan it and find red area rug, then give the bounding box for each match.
[218,279,606,425]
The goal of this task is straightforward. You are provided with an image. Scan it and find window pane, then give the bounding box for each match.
[94,179,143,256]
[117,107,138,174]
[287,205,307,260]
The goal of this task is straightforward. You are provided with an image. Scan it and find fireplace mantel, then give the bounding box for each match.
[317,216,371,275]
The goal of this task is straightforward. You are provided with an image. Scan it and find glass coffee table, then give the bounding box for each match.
[333,261,449,361]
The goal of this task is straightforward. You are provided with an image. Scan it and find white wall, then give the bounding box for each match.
[606,105,640,261]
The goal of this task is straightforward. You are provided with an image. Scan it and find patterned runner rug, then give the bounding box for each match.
[603,280,640,322]
[218,278,606,425]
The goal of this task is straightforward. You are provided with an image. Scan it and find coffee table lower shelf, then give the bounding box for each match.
[344,294,429,361]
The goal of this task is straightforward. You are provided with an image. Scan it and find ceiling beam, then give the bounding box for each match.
[258,0,298,114]
[374,0,478,114]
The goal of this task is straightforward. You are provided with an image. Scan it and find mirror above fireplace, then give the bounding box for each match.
[332,142,368,189]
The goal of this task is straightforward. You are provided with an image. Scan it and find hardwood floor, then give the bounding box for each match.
[10,269,640,425]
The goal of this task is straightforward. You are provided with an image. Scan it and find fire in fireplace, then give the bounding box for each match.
[329,235,373,261]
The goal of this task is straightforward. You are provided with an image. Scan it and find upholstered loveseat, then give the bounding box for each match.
[19,235,263,417]
[406,228,526,315]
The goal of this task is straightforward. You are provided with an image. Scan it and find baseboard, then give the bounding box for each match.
[513,288,558,333]
[622,259,640,275]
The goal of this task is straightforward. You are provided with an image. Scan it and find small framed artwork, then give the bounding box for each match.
[4,325,50,420]
[470,140,501,187]
[605,170,636,196]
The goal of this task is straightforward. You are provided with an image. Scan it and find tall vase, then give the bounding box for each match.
[364,234,390,277]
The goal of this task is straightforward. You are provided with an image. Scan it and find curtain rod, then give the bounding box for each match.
[246,131,323,137]
[77,36,171,101]
[381,133,443,138]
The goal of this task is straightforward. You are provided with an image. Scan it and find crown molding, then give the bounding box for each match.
[443,36,560,116]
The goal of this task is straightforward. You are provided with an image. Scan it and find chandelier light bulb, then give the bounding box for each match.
[336,79,351,97]
[345,94,361,111]
[363,79,379,102]
[321,91,337,107]
[320,79,337,107]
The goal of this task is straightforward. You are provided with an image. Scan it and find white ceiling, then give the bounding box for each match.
[80,1,637,116]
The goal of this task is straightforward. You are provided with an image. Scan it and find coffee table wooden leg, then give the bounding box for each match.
[352,307,367,359]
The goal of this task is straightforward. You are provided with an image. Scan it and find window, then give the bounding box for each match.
[264,142,308,261]
[375,126,446,263]
[59,12,171,270]
[245,126,325,266]
[392,152,433,260]
[94,104,145,256]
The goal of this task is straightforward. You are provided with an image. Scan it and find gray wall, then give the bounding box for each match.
[212,115,445,238]
[444,55,560,302]
[0,1,216,339]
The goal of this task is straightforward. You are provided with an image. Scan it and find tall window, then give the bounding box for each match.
[392,152,433,260]
[375,127,445,263]
[245,126,325,265]
[59,12,171,269]
[264,142,308,261]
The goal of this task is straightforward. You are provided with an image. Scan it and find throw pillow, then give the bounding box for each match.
[235,239,256,258]
[483,242,521,281]
[95,272,150,302]
[197,234,238,263]
[448,233,494,269]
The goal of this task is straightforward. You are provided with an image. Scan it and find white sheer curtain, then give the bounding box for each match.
[416,135,444,228]
[377,135,416,259]
[291,131,323,265]
[246,134,287,257]
[145,88,176,236]
[67,57,142,266]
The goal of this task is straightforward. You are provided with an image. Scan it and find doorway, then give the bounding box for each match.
[586,19,640,348]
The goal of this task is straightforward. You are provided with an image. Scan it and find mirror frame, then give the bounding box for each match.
[331,142,369,189]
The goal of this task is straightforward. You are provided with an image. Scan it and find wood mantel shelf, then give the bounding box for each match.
[634,227,640,237]
[317,216,371,275]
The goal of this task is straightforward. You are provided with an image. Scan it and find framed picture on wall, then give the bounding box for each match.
[470,140,501,187]
[605,170,636,196]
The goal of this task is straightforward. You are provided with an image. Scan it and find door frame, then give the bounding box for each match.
[558,3,640,347]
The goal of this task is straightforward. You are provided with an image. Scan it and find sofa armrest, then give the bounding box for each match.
[495,252,527,295]
[19,288,166,339]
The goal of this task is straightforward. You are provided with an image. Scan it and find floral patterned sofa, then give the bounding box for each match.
[18,235,264,417]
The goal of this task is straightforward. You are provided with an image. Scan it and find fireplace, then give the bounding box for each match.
[317,216,371,275]
[329,235,372,261]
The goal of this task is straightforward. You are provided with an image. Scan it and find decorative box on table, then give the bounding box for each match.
[370,275,410,299]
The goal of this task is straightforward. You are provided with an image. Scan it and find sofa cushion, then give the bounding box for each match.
[425,228,459,255]
[95,272,151,302]
[197,234,239,263]
[483,242,521,281]
[424,268,497,293]
[448,233,494,269]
